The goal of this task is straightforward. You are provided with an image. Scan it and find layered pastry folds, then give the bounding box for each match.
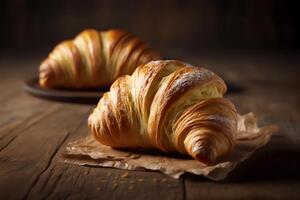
[88,60,238,164]
[39,29,160,88]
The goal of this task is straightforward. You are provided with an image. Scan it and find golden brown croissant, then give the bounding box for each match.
[39,29,160,88]
[88,60,238,164]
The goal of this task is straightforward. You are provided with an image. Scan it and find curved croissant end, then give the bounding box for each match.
[39,29,160,89]
[88,60,237,164]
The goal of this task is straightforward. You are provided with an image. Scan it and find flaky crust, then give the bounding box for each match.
[88,60,237,164]
[39,29,160,88]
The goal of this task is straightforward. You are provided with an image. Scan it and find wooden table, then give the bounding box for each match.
[1,50,300,199]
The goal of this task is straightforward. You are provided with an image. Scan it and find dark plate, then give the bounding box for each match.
[23,77,106,104]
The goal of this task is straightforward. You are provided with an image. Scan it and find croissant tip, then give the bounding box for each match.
[193,147,214,164]
[87,114,94,127]
[39,72,51,88]
[39,61,54,88]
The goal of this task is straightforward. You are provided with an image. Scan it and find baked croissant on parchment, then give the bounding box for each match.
[88,60,238,164]
[39,29,160,88]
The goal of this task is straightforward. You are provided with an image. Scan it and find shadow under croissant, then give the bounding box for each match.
[78,146,198,160]
[226,81,245,94]
[184,135,300,182]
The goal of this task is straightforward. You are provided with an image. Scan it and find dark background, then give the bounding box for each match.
[1,0,300,58]
[0,1,300,199]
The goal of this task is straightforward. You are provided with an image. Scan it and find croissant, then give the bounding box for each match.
[39,29,160,88]
[88,60,238,164]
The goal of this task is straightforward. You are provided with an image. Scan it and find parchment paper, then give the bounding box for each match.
[61,113,279,180]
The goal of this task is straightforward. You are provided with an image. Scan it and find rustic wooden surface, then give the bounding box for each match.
[0,50,299,199]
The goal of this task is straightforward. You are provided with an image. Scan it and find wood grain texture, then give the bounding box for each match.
[0,51,299,199]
